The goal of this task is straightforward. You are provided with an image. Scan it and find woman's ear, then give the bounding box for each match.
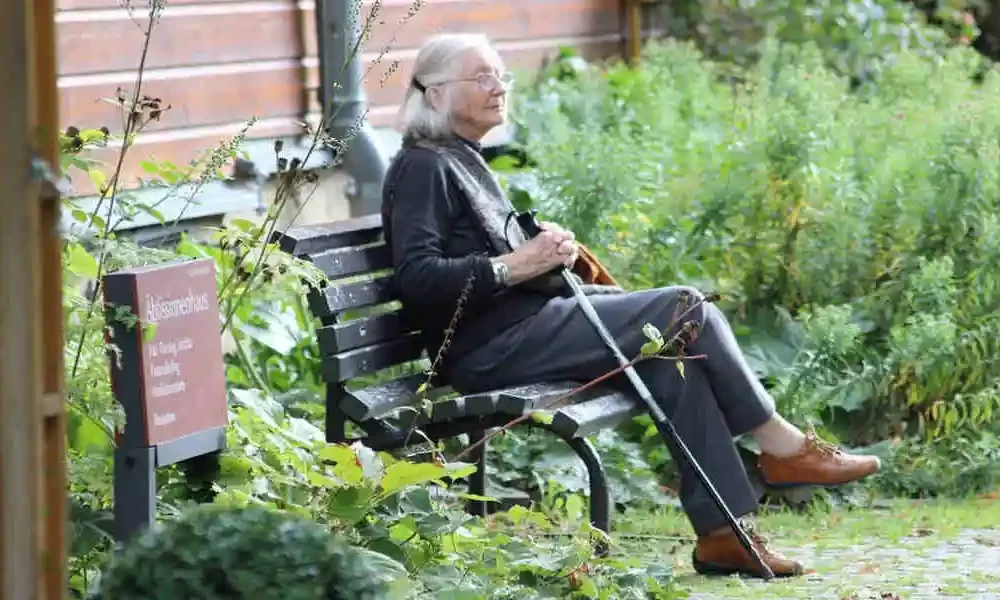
[425,86,444,112]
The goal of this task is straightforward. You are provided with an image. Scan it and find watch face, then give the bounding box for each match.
[492,261,508,285]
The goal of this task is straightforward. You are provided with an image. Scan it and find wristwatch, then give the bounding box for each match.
[490,258,510,289]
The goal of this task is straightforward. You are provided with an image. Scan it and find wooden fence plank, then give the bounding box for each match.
[57,5,303,74]
[60,61,305,132]
[59,0,237,9]
[303,0,622,56]
[64,118,305,194]
[57,0,619,76]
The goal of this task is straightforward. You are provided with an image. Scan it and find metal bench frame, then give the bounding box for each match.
[272,214,643,549]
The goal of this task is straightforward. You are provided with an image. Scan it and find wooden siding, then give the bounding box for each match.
[56,0,623,193]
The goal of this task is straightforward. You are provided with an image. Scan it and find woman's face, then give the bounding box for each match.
[442,45,511,139]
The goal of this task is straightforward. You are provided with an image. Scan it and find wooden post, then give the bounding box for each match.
[0,0,66,597]
[0,0,45,594]
[33,0,69,595]
[626,0,643,64]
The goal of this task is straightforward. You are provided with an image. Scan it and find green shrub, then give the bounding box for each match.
[658,0,978,84]
[502,38,1000,495]
[871,429,1000,498]
[92,504,409,600]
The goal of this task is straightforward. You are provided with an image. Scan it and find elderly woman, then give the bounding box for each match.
[381,33,880,578]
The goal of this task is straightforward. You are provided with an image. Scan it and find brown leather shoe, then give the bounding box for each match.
[758,432,881,488]
[693,521,804,578]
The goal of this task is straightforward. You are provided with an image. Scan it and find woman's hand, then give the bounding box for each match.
[496,221,579,284]
[539,221,579,268]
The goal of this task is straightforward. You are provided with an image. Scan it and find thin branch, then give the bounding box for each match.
[70,1,162,380]
[215,0,426,334]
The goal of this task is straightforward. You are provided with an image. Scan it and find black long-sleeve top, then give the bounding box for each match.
[381,140,552,378]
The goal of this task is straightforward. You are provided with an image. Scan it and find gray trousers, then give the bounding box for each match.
[448,286,775,536]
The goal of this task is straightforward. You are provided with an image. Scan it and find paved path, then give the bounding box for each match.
[676,528,1000,599]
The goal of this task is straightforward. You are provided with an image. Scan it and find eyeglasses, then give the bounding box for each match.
[435,72,515,91]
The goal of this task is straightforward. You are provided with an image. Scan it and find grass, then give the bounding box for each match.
[610,495,1000,599]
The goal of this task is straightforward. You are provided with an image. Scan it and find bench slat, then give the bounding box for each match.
[317,312,411,355]
[321,333,425,382]
[496,382,582,414]
[340,373,425,422]
[433,392,500,421]
[550,392,641,439]
[310,275,397,317]
[307,243,392,279]
[272,213,383,256]
[395,391,500,430]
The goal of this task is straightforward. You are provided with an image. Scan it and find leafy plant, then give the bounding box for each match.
[660,0,982,84]
[504,36,1000,497]
[90,503,410,600]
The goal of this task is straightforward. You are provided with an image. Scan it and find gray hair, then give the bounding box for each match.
[397,33,494,140]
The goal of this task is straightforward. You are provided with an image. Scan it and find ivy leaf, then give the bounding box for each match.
[141,322,158,343]
[229,388,282,429]
[318,444,364,485]
[65,243,98,278]
[304,470,339,489]
[576,574,599,598]
[229,218,258,233]
[328,485,376,523]
[640,322,664,356]
[88,168,107,194]
[135,203,166,224]
[530,411,554,425]
[441,462,477,480]
[89,213,107,231]
[379,462,447,496]
[640,339,664,356]
[414,512,456,536]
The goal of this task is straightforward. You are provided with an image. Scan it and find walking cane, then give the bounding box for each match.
[515,210,774,580]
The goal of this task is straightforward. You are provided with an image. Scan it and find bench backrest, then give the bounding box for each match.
[272,215,429,438]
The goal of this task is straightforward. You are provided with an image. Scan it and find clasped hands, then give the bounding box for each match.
[497,221,579,284]
[533,221,579,268]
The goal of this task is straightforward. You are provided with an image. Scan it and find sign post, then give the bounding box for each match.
[104,257,229,542]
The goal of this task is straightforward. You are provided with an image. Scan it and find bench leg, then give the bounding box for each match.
[325,385,347,443]
[465,429,488,518]
[565,436,611,557]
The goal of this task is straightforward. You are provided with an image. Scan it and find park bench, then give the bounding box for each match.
[272,213,644,546]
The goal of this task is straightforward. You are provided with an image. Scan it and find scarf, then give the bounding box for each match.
[410,135,526,254]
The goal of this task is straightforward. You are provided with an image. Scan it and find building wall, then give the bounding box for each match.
[57,0,623,226]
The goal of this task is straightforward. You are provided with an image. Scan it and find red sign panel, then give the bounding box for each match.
[106,257,228,446]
